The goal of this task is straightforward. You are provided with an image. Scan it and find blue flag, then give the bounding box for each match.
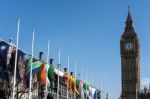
[0,39,26,83]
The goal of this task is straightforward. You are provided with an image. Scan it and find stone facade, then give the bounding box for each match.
[120,8,150,99]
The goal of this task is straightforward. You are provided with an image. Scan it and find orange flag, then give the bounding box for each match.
[40,63,47,86]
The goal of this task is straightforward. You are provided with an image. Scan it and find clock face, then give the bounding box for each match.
[125,42,133,51]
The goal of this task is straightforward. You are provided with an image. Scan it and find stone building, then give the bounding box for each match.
[120,8,150,99]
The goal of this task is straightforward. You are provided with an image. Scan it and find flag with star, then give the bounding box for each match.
[0,39,26,83]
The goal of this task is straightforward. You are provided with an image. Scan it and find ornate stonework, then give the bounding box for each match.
[120,8,140,99]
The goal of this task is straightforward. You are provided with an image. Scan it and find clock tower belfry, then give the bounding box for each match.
[120,8,140,99]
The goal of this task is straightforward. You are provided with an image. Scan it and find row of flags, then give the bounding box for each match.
[0,38,111,99]
[0,21,109,99]
[0,39,101,98]
[26,57,102,99]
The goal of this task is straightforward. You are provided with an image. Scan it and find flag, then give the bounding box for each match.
[47,65,55,81]
[54,68,64,77]
[92,87,96,99]
[7,43,15,70]
[17,49,26,83]
[75,79,80,89]
[10,48,26,81]
[94,90,97,99]
[13,49,26,83]
[69,75,80,96]
[74,79,80,96]
[63,72,72,95]
[0,40,10,82]
[26,57,42,80]
[98,90,101,99]
[39,63,48,86]
[47,65,56,90]
[94,89,101,99]
[63,73,75,95]
[78,81,84,99]
[0,40,10,66]
[63,73,70,85]
[89,86,93,99]
[83,83,89,90]
[83,83,90,98]
[0,40,26,83]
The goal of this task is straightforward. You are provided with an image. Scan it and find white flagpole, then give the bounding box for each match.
[81,67,84,99]
[67,56,70,99]
[74,62,77,99]
[85,71,87,99]
[96,78,99,99]
[45,40,50,99]
[57,49,61,99]
[100,79,103,99]
[12,19,20,99]
[29,30,35,99]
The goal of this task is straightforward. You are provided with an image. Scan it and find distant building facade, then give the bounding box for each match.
[120,8,150,99]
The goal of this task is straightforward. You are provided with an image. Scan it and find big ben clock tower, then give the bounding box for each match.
[120,8,140,99]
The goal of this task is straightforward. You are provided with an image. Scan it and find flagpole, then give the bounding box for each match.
[29,30,35,99]
[12,19,20,99]
[100,80,102,99]
[81,67,84,99]
[45,40,50,99]
[57,49,61,99]
[85,71,87,99]
[101,79,103,99]
[96,79,99,99]
[74,62,77,99]
[67,56,69,99]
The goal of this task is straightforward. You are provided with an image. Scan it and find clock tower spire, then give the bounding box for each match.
[124,6,136,36]
[120,7,140,99]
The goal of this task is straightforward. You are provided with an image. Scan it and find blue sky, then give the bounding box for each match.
[1,0,150,99]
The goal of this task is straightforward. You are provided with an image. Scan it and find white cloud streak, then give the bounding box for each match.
[141,78,150,89]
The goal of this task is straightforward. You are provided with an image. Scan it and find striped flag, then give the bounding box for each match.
[26,57,42,80]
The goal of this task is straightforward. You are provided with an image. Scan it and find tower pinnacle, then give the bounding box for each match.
[124,6,135,34]
[126,6,133,24]
[128,6,130,15]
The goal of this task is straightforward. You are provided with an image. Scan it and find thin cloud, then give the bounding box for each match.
[141,78,150,89]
